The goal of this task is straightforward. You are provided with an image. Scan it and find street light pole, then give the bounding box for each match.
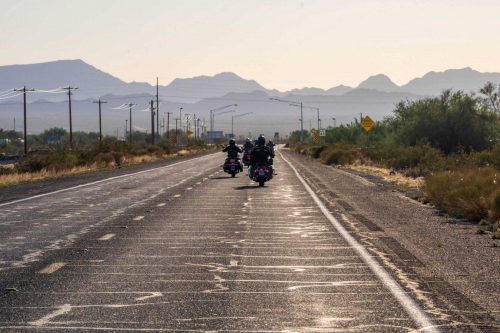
[209,104,238,143]
[231,112,252,139]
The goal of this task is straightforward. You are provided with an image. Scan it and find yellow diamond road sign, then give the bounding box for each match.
[360,116,375,132]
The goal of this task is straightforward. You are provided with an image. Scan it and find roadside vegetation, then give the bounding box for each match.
[0,129,209,187]
[288,84,500,236]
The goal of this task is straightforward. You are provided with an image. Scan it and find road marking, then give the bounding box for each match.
[156,203,166,207]
[279,150,439,333]
[135,292,163,301]
[38,262,66,274]
[133,216,145,221]
[29,303,72,326]
[173,194,181,198]
[98,233,116,241]
[0,152,220,208]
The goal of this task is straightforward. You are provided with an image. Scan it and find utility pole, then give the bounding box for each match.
[150,100,155,145]
[14,86,34,155]
[175,118,179,146]
[62,86,78,148]
[93,99,107,142]
[128,103,135,144]
[300,102,304,142]
[316,108,320,131]
[165,112,172,138]
[125,119,128,140]
[179,107,183,144]
[156,77,160,138]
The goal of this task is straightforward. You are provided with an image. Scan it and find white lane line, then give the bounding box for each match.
[156,203,166,207]
[98,233,116,241]
[29,303,72,326]
[133,216,145,221]
[279,150,439,333]
[135,291,163,301]
[38,262,66,274]
[0,152,220,208]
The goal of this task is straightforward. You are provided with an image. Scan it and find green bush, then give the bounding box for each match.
[319,143,362,165]
[425,166,499,222]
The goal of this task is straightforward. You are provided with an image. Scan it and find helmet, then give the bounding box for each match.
[245,138,251,144]
[257,135,266,146]
[229,139,236,146]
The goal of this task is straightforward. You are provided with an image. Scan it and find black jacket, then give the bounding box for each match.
[249,145,274,165]
[222,145,242,158]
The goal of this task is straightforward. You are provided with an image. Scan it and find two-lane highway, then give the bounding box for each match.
[0,149,445,331]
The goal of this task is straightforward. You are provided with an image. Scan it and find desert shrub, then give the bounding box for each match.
[386,142,447,176]
[112,151,124,166]
[308,145,327,159]
[15,155,45,173]
[94,152,115,167]
[0,166,15,175]
[147,145,165,157]
[293,144,308,155]
[319,143,362,165]
[425,166,499,222]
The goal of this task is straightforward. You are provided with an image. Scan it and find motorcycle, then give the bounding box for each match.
[249,163,273,186]
[223,158,243,177]
[242,150,251,166]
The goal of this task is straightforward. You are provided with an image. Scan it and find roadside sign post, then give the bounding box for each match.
[360,115,375,132]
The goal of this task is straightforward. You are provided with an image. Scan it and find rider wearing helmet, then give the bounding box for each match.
[243,138,254,150]
[266,140,275,155]
[249,135,274,172]
[222,139,243,159]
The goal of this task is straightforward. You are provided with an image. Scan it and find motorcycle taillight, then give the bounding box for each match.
[259,168,263,172]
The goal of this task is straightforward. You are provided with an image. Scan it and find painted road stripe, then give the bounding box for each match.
[0,152,220,208]
[38,262,66,274]
[133,216,145,221]
[279,150,439,333]
[98,233,116,241]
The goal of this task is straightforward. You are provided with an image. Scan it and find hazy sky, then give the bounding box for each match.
[1,0,500,90]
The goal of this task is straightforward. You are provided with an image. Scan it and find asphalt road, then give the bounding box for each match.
[0,148,495,332]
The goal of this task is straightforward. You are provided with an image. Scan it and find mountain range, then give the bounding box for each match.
[1,60,500,102]
[1,60,499,137]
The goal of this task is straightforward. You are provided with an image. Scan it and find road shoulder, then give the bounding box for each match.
[281,148,500,328]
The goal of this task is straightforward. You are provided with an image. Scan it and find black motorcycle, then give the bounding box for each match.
[249,163,273,186]
[223,158,243,177]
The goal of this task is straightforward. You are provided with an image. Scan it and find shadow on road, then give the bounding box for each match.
[234,185,265,190]
[209,176,240,180]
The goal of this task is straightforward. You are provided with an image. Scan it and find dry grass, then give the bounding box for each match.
[0,148,207,187]
[0,165,98,187]
[347,164,424,188]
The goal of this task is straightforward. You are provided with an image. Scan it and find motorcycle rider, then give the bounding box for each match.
[243,138,254,151]
[242,138,254,165]
[222,139,243,171]
[249,135,274,175]
[266,140,275,155]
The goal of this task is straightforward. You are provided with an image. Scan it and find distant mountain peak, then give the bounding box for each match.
[357,74,399,92]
